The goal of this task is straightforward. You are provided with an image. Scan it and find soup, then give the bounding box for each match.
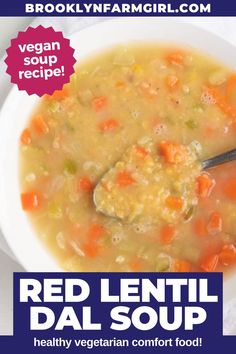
[94,140,201,224]
[19,44,236,272]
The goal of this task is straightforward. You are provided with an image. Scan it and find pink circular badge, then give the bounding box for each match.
[5,26,76,96]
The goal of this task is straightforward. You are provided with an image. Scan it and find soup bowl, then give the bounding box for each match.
[0,17,235,302]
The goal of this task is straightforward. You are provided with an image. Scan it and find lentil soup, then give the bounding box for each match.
[20,44,236,272]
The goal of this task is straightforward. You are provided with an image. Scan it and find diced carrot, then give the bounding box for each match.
[217,95,236,118]
[206,212,223,236]
[83,223,105,257]
[98,119,119,132]
[30,115,49,135]
[20,128,31,145]
[46,87,69,101]
[83,242,100,258]
[82,223,105,257]
[115,80,126,88]
[87,223,104,242]
[192,217,207,237]
[165,50,186,66]
[68,223,81,239]
[21,191,42,211]
[116,170,136,187]
[172,259,191,272]
[223,178,236,200]
[200,254,219,272]
[78,176,94,193]
[219,244,236,266]
[204,242,223,257]
[166,196,183,210]
[92,96,107,111]
[203,86,236,118]
[225,74,236,105]
[160,224,176,244]
[135,145,149,158]
[159,141,187,164]
[231,119,236,133]
[166,75,179,91]
[196,173,215,199]
[129,258,143,271]
[217,97,236,118]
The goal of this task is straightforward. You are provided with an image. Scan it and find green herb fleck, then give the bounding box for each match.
[185,119,199,129]
[64,159,77,175]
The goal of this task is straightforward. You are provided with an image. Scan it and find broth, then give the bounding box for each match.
[20,44,236,272]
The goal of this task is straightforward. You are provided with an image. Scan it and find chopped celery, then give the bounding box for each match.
[184,205,195,221]
[65,122,75,132]
[193,104,204,113]
[70,73,78,88]
[48,202,63,219]
[155,256,170,272]
[48,101,60,114]
[189,140,202,156]
[185,119,199,129]
[64,159,77,175]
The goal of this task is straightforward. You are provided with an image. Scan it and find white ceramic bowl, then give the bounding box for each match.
[0,17,235,300]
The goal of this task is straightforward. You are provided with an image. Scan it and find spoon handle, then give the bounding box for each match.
[202,148,236,170]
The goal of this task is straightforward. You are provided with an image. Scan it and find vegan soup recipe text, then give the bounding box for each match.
[19,44,236,272]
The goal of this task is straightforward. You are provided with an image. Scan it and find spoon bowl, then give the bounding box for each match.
[94,145,236,222]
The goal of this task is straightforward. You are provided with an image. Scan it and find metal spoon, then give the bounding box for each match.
[202,148,236,170]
